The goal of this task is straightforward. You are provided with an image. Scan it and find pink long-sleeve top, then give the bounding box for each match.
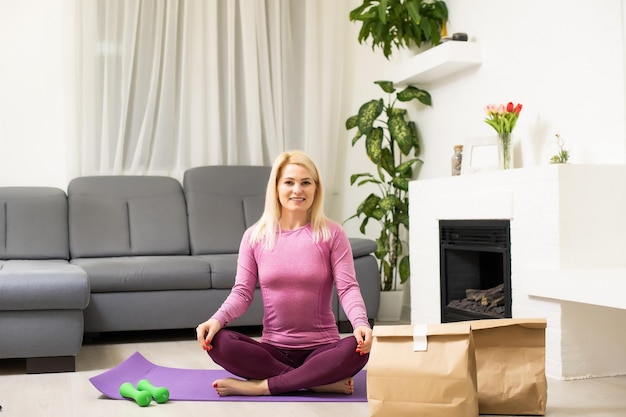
[211,221,370,349]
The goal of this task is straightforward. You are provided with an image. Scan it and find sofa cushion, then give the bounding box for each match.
[71,256,211,292]
[0,260,89,310]
[183,166,270,255]
[243,195,266,227]
[68,176,190,258]
[196,254,244,289]
[0,187,69,260]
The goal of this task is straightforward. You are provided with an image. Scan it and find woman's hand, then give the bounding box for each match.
[353,325,373,355]
[196,318,221,351]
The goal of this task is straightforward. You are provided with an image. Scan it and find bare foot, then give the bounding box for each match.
[212,378,270,397]
[311,377,354,395]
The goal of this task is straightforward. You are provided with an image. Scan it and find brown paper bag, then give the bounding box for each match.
[469,318,548,415]
[367,323,478,417]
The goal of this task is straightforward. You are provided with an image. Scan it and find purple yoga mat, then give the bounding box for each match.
[89,351,367,402]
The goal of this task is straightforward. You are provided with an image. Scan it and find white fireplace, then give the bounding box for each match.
[409,164,626,379]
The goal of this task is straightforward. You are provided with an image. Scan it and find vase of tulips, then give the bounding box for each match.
[484,102,523,170]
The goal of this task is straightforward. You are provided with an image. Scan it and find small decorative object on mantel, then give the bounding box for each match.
[441,32,468,43]
[484,102,523,170]
[451,144,463,176]
[550,132,570,164]
[451,32,468,41]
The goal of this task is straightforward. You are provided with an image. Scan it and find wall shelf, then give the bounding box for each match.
[392,41,482,85]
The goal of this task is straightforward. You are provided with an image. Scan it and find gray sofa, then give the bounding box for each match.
[0,166,380,373]
[0,188,90,373]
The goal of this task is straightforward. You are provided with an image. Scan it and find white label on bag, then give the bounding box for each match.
[413,324,428,351]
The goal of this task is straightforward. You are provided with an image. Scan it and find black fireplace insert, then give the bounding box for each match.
[439,219,512,322]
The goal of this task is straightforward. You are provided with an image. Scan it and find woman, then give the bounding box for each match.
[195,150,372,396]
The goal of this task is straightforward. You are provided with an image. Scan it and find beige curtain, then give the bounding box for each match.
[74,0,354,188]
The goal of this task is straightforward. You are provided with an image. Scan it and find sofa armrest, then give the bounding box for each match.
[349,238,377,258]
[335,238,380,331]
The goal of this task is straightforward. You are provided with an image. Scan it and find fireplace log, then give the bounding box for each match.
[490,295,505,307]
[465,284,504,307]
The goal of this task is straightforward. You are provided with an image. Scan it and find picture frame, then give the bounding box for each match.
[461,136,500,174]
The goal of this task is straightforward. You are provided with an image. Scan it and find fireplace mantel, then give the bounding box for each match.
[408,164,626,379]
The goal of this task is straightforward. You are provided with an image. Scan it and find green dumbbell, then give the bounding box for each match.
[137,379,170,404]
[119,382,152,407]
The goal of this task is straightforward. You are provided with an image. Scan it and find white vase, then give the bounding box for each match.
[377,290,404,322]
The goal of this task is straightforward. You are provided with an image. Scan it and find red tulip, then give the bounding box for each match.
[506,102,514,112]
[514,103,523,114]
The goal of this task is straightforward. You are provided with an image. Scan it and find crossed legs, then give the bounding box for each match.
[207,329,368,396]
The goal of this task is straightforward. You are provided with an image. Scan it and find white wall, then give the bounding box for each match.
[337,0,626,226]
[407,0,626,181]
[0,0,76,189]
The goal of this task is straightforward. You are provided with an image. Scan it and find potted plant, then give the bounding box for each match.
[349,0,449,59]
[345,80,431,319]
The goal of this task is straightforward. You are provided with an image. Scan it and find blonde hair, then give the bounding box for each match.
[250,150,330,249]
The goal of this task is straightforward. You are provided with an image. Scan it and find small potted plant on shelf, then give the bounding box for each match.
[345,80,431,320]
[349,0,449,59]
[550,133,570,164]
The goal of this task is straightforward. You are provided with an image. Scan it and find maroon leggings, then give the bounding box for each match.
[207,329,369,395]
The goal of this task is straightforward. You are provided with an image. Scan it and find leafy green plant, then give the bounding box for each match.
[345,80,431,291]
[349,0,449,59]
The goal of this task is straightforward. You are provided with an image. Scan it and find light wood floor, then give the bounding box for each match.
[1,325,626,417]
